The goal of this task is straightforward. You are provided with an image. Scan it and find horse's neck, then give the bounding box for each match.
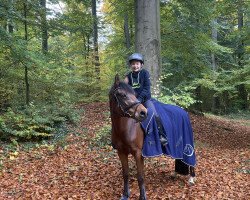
[111,116,138,132]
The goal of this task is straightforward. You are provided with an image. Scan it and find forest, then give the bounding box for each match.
[0,0,249,141]
[0,0,249,199]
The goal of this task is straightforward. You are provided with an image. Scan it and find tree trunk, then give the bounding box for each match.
[211,19,219,113]
[91,0,100,80]
[7,0,14,33]
[124,0,131,49]
[24,65,30,106]
[24,0,30,106]
[211,19,217,71]
[237,3,244,66]
[40,0,48,53]
[237,2,248,109]
[24,1,28,41]
[134,0,161,96]
[194,85,202,112]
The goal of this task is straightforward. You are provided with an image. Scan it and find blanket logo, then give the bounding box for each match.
[183,144,194,156]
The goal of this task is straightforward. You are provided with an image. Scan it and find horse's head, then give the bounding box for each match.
[109,74,147,122]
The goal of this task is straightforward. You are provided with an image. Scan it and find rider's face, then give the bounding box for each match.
[130,60,142,72]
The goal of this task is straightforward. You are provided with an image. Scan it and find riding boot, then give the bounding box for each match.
[155,116,168,146]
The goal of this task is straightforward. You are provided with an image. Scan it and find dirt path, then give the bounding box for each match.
[0,102,249,199]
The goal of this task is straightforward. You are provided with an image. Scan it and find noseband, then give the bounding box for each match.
[112,87,141,118]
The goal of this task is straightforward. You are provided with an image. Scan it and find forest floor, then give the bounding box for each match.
[0,102,249,200]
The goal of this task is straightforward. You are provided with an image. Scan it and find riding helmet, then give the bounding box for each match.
[128,53,144,64]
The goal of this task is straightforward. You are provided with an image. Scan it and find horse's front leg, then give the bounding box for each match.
[118,151,130,200]
[134,151,146,200]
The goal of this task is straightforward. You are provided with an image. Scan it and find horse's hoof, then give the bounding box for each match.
[188,177,196,185]
[120,192,130,200]
[120,195,129,200]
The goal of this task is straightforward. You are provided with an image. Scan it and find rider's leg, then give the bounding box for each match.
[143,100,168,146]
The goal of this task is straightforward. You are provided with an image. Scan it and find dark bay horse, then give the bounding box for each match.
[109,75,195,200]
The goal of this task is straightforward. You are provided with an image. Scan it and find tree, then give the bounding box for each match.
[236,1,248,109]
[92,0,100,80]
[40,0,48,53]
[23,0,30,105]
[135,0,161,96]
[101,0,135,81]
[211,17,219,112]
[124,0,131,49]
[7,0,14,33]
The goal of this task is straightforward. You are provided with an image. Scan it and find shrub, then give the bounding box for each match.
[0,103,80,141]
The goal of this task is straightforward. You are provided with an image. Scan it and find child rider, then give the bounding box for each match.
[124,53,168,146]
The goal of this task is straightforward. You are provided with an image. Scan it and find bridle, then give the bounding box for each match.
[112,87,141,118]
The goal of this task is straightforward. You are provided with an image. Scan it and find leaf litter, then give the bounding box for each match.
[0,102,249,199]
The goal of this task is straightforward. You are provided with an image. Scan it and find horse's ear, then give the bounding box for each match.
[114,74,120,86]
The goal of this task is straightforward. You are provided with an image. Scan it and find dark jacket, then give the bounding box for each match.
[126,69,151,103]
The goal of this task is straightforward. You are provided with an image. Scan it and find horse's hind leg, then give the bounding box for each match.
[134,151,146,200]
[118,152,130,200]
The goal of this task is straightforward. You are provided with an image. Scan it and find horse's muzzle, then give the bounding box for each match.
[135,106,147,122]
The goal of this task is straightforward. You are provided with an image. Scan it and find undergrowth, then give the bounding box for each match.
[91,124,111,149]
[205,110,250,126]
[0,102,82,159]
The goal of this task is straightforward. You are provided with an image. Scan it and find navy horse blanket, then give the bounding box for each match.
[141,99,196,167]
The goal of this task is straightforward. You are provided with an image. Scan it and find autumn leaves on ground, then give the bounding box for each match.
[0,102,249,199]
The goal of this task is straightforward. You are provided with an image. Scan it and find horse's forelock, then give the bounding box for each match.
[118,82,135,95]
[109,80,135,98]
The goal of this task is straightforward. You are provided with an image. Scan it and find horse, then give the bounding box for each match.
[109,74,195,200]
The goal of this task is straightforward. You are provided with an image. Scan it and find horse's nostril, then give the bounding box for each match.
[140,111,147,118]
